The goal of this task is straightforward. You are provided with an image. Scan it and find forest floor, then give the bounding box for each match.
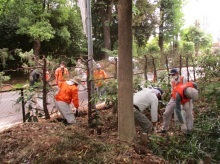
[0,107,169,164]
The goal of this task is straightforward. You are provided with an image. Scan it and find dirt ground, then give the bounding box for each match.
[0,108,167,164]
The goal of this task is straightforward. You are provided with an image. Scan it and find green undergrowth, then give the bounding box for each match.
[149,113,220,163]
[148,79,220,163]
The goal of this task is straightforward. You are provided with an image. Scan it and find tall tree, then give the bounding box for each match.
[181,26,212,56]
[0,0,85,62]
[118,0,136,141]
[92,0,118,59]
[16,0,56,59]
[132,0,159,46]
[158,0,184,51]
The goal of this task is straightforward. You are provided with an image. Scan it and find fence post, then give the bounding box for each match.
[20,88,26,122]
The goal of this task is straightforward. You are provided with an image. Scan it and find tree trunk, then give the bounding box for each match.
[186,56,189,82]
[100,0,113,57]
[144,55,148,81]
[158,24,164,51]
[152,58,157,82]
[118,0,136,141]
[43,57,50,119]
[191,57,196,81]
[114,57,117,79]
[33,39,41,61]
[158,2,165,51]
[179,55,182,76]
[165,53,170,85]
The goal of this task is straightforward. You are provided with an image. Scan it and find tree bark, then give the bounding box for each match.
[158,1,165,51]
[179,55,182,76]
[165,53,170,85]
[144,55,148,81]
[43,57,50,119]
[186,56,189,82]
[118,0,136,141]
[33,39,41,61]
[100,0,113,57]
[191,57,196,81]
[152,57,157,82]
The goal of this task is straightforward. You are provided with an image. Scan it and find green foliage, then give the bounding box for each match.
[103,79,118,114]
[181,26,212,53]
[0,0,86,62]
[199,80,220,110]
[197,52,220,80]
[102,48,118,57]
[149,79,220,163]
[132,0,159,46]
[0,48,9,66]
[0,71,10,88]
[144,70,170,103]
[146,42,160,55]
[133,75,144,92]
[159,0,184,43]
[149,116,220,163]
[181,41,195,57]
[17,20,55,41]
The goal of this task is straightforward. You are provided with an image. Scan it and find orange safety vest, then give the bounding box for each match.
[55,67,69,83]
[55,82,79,108]
[171,76,184,99]
[175,82,194,104]
[94,69,107,87]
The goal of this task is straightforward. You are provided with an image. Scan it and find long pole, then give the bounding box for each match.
[86,0,95,124]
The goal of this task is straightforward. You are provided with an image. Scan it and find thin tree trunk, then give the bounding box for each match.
[33,39,41,61]
[158,1,165,51]
[152,58,157,82]
[118,0,136,141]
[179,55,182,76]
[191,57,196,81]
[100,0,113,57]
[165,53,170,85]
[186,56,189,82]
[114,57,117,79]
[144,55,148,81]
[43,57,50,119]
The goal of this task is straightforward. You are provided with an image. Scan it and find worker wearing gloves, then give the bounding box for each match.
[158,68,187,133]
[55,77,81,125]
[133,87,164,133]
[174,82,198,134]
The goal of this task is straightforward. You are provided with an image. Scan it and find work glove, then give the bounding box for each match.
[153,126,157,131]
[75,109,79,117]
[181,123,187,133]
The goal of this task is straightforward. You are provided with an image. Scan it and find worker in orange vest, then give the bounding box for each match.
[173,82,198,134]
[94,63,107,96]
[55,61,69,85]
[55,77,81,125]
[158,68,187,133]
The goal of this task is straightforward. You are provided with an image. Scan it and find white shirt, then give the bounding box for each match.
[133,88,159,122]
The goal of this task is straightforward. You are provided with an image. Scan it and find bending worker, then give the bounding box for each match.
[159,68,187,133]
[173,82,198,134]
[55,77,81,125]
[133,87,163,133]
